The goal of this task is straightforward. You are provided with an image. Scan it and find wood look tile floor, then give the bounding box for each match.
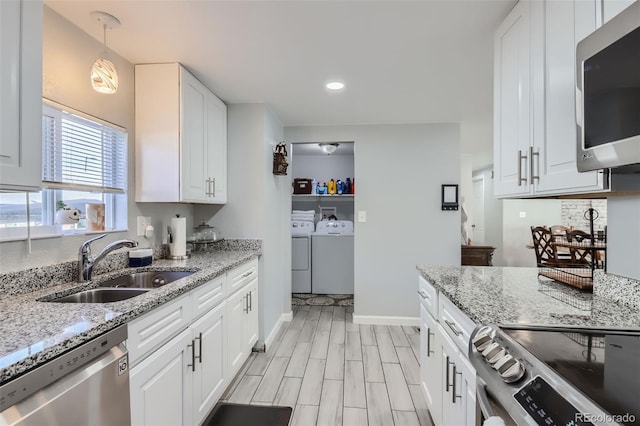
[220,305,435,426]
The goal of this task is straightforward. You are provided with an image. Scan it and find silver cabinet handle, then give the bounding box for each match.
[445,356,453,392]
[195,332,202,364]
[427,328,434,357]
[205,178,211,196]
[243,294,249,313]
[242,271,252,278]
[211,177,215,198]
[444,319,462,337]
[187,340,196,371]
[248,291,252,311]
[517,150,528,186]
[452,364,462,403]
[417,290,429,300]
[529,146,540,183]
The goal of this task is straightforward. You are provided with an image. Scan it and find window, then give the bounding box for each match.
[0,100,128,240]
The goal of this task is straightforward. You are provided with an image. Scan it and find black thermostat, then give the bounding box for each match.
[442,184,459,211]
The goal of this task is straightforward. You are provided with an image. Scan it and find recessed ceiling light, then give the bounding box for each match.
[326,81,345,91]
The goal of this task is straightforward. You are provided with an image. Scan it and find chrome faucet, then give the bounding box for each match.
[78,234,138,282]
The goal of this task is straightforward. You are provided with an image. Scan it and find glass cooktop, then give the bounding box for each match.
[502,327,640,425]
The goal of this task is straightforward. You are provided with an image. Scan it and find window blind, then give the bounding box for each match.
[42,102,127,194]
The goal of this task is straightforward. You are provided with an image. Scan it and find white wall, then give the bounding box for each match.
[607,195,640,280]
[0,7,194,272]
[196,104,290,342]
[473,167,504,265]
[286,124,460,320]
[502,199,562,267]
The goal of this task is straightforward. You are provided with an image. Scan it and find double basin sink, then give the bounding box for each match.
[47,271,194,304]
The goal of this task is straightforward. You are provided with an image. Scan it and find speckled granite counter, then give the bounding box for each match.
[417,265,640,330]
[0,247,260,384]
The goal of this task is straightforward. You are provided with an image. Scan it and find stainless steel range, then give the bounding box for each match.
[470,324,640,426]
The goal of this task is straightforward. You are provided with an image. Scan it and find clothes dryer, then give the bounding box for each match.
[312,220,354,294]
[291,220,314,293]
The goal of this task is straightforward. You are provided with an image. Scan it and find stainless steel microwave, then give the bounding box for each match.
[576,0,640,173]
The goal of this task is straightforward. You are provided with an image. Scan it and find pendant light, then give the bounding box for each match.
[90,11,120,94]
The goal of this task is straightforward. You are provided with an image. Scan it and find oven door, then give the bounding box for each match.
[476,379,518,426]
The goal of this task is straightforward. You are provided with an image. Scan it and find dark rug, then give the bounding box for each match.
[203,403,292,426]
[292,293,353,307]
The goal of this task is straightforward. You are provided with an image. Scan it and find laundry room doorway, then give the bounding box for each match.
[289,142,355,309]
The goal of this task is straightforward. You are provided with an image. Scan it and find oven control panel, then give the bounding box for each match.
[514,376,594,426]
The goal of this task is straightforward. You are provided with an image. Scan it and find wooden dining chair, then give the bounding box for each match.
[565,229,598,267]
[530,226,572,268]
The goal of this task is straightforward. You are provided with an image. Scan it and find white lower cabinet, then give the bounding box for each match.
[227,277,259,378]
[420,304,442,426]
[192,301,227,421]
[130,328,193,426]
[439,324,476,426]
[419,275,477,426]
[129,257,259,426]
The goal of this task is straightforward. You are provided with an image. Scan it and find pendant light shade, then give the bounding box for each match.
[90,11,120,94]
[91,58,118,94]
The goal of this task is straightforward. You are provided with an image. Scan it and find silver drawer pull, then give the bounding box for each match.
[241,271,252,278]
[444,319,462,337]
[417,290,429,300]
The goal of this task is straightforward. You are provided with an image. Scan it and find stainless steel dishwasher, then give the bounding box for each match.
[1,325,130,426]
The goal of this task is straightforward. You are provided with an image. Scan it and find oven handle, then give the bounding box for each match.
[476,380,496,420]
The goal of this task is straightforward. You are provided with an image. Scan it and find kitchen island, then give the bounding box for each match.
[0,243,261,384]
[417,265,640,329]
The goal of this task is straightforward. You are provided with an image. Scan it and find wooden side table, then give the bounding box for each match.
[461,245,496,266]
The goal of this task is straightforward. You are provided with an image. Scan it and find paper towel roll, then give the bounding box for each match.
[170,217,187,257]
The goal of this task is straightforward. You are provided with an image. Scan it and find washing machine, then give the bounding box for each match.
[291,220,314,293]
[312,220,354,294]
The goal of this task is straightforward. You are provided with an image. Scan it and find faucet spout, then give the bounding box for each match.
[79,234,138,282]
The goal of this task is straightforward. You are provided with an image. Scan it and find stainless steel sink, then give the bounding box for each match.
[98,271,194,289]
[49,288,150,303]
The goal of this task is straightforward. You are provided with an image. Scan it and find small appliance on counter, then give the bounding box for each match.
[167,216,188,259]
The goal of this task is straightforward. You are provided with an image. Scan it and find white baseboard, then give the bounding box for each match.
[352,314,420,326]
[264,311,293,350]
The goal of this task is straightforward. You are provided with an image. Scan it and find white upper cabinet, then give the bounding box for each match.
[494,0,607,198]
[0,0,42,192]
[494,0,532,197]
[135,63,227,203]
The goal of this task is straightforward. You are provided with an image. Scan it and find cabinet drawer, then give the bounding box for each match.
[438,294,476,355]
[227,258,258,296]
[418,275,438,318]
[128,294,191,366]
[191,274,226,321]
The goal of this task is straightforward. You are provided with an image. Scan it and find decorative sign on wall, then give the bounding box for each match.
[273,142,289,175]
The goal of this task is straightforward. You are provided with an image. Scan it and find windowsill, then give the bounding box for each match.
[0,228,128,243]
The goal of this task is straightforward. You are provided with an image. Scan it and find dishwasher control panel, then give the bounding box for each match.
[0,325,127,411]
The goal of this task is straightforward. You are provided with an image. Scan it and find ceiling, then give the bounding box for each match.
[46,0,516,168]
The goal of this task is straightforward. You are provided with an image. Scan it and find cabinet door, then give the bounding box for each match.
[227,286,247,377]
[420,305,442,426]
[180,66,209,202]
[192,301,227,424]
[439,324,476,426]
[130,329,194,426]
[0,0,42,191]
[244,278,259,354]
[532,0,604,196]
[206,91,227,203]
[494,0,533,198]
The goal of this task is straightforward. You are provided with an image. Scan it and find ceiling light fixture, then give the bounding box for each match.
[326,81,345,91]
[319,143,339,155]
[90,11,120,94]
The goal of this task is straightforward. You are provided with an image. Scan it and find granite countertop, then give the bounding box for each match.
[0,248,260,384]
[417,265,640,330]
